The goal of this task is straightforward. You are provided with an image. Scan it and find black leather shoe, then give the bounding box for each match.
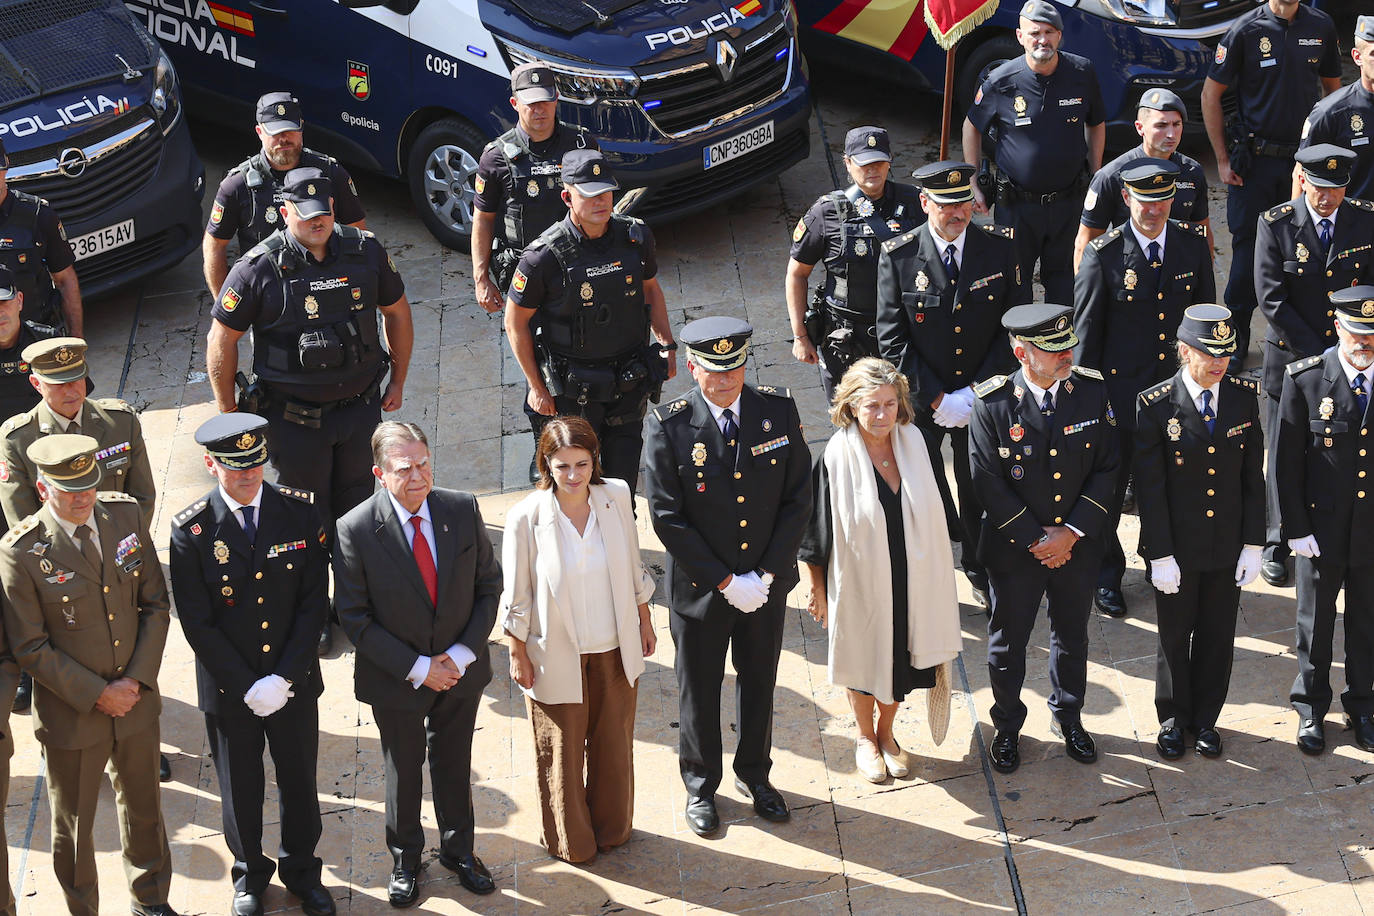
[1297,717,1326,755]
[528,456,541,484]
[1121,482,1136,514]
[1156,726,1185,759]
[684,795,719,836]
[989,730,1020,773]
[159,754,171,782]
[12,672,30,712]
[439,853,495,895]
[387,866,420,908]
[317,624,333,657]
[230,891,263,916]
[734,778,790,823]
[131,904,179,916]
[294,884,337,916]
[965,570,989,609]
[1261,558,1290,587]
[1194,727,1223,758]
[1093,587,1127,618]
[1347,714,1374,752]
[1052,719,1098,763]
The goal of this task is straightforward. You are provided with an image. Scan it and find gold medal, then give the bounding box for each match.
[1296,242,1310,263]
[1014,96,1027,116]
[1009,423,1024,443]
[915,271,929,291]
[1319,397,1334,420]
[580,281,594,300]
[214,540,230,565]
[1166,417,1182,441]
[691,442,707,467]
[304,295,320,318]
[1124,269,1138,291]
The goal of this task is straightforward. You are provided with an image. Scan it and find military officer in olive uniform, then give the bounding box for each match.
[472,61,597,312]
[1296,17,1374,202]
[876,161,1026,604]
[1255,145,1374,586]
[1134,306,1265,761]
[0,435,176,916]
[169,414,334,916]
[643,317,811,837]
[1074,159,1216,617]
[787,127,924,399]
[505,149,677,494]
[1276,286,1374,756]
[0,541,19,916]
[969,304,1119,774]
[203,92,367,299]
[0,138,82,335]
[0,264,52,435]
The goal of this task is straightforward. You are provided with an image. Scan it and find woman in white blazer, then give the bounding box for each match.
[500,416,656,863]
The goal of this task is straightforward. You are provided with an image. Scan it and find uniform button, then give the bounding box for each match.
[261,621,269,630]
[116,666,124,673]
[107,614,114,621]
[1207,489,1215,497]
[1054,517,1063,524]
[955,370,964,376]
[697,472,703,478]
[1328,310,1335,317]
[737,496,745,503]
[1111,368,1117,374]
[1159,334,1166,341]
[62,595,69,603]
[1208,468,1216,475]
[1158,313,1165,320]
[1361,471,1367,479]
[255,572,263,580]
[1364,429,1369,437]
[222,575,229,582]
[286,563,293,570]
[771,458,777,465]
[1206,509,1214,518]
[1157,292,1164,300]
[1361,491,1369,499]
[258,597,265,604]
[954,304,962,310]
[113,639,120,647]
[1207,446,1215,454]
[1054,494,1062,502]
[734,472,742,479]
[1362,449,1368,457]
[1050,449,1057,456]
[954,326,961,333]
[1053,472,1061,479]
[103,586,109,594]
[955,348,963,355]
[1158,353,1166,360]
[740,542,749,549]
[262,644,271,653]
[1327,270,1334,277]
[739,519,748,528]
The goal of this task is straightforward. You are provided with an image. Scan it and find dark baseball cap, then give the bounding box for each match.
[511,62,557,104]
[1297,144,1357,189]
[561,149,618,197]
[282,167,333,218]
[256,91,303,135]
[1138,88,1185,116]
[1019,0,1063,30]
[845,127,891,166]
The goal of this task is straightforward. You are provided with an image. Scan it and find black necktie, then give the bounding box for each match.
[1319,218,1333,253]
[944,243,959,283]
[1355,373,1368,417]
[1147,240,1161,268]
[241,506,256,547]
[1200,389,1216,434]
[1041,390,1054,418]
[721,408,738,461]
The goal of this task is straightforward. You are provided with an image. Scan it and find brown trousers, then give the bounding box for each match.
[527,648,638,863]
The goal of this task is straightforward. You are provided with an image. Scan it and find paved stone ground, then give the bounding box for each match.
[8,65,1374,915]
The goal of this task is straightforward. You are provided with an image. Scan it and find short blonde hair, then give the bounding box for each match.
[828,358,914,428]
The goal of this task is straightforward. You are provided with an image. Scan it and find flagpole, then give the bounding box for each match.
[940,46,956,160]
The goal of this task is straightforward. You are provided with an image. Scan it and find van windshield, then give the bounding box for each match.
[0,0,157,106]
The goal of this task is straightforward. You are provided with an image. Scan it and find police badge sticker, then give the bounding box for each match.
[213,540,230,565]
[1124,269,1138,291]
[580,281,594,301]
[1354,114,1366,134]
[527,179,539,198]
[691,442,707,467]
[1167,417,1182,441]
[304,295,320,319]
[854,238,868,256]
[915,271,929,291]
[1297,242,1310,263]
[856,197,875,218]
[1320,396,1334,420]
[265,207,278,225]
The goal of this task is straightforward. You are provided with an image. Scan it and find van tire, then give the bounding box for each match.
[407,118,487,250]
[954,35,1021,116]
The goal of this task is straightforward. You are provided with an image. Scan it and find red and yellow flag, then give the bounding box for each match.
[207,2,255,36]
[925,0,997,49]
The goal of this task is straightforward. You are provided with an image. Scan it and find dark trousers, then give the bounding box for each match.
[1153,569,1240,730]
[995,190,1083,304]
[1291,558,1374,721]
[265,394,381,527]
[372,688,482,869]
[1224,155,1294,367]
[1099,405,1141,591]
[670,599,785,798]
[527,388,648,496]
[986,538,1102,732]
[204,700,323,896]
[1263,382,1289,563]
[919,423,984,579]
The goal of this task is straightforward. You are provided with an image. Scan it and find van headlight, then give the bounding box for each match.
[1075,0,1174,27]
[151,50,182,133]
[499,41,639,105]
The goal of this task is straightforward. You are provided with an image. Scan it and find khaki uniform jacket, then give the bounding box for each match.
[0,494,170,749]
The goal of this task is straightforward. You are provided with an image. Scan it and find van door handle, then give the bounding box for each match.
[249,1,288,17]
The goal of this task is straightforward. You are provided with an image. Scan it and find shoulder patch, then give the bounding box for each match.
[272,483,315,504]
[1263,203,1295,223]
[93,397,134,414]
[1226,374,1259,393]
[173,500,210,528]
[1348,197,1374,212]
[1071,366,1104,380]
[1287,355,1323,375]
[755,385,792,398]
[653,398,690,422]
[1089,228,1122,251]
[978,222,1014,240]
[1140,381,1173,403]
[1,411,36,436]
[974,375,1009,398]
[881,228,920,254]
[0,515,39,550]
[97,491,137,504]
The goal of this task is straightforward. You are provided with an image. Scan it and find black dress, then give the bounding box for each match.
[799,452,936,702]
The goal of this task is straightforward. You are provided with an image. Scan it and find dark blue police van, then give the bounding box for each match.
[1,0,204,298]
[134,0,811,248]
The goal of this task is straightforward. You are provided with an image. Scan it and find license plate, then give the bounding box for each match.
[703,120,774,170]
[70,219,135,261]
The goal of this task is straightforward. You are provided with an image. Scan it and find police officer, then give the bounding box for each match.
[1296,16,1374,201]
[787,127,923,399]
[969,304,1119,773]
[1134,306,1264,760]
[1255,145,1374,586]
[0,138,82,335]
[472,61,596,313]
[876,161,1025,604]
[203,92,367,299]
[504,149,676,494]
[1073,89,1211,271]
[642,317,811,836]
[206,166,412,529]
[962,0,1105,304]
[1074,159,1215,617]
[1275,286,1374,756]
[1202,0,1341,367]
[0,264,53,429]
[169,415,333,916]
[0,435,176,916]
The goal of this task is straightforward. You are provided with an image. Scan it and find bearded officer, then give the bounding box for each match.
[876,161,1026,605]
[169,414,333,916]
[203,92,366,299]
[1073,159,1215,618]
[786,127,924,399]
[969,304,1119,773]
[1296,17,1374,203]
[472,61,596,313]
[643,317,811,836]
[0,138,82,335]
[0,435,176,916]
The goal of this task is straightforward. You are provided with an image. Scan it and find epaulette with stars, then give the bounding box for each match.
[173,499,210,529]
[1226,375,1259,394]
[1287,355,1323,375]
[1263,203,1295,223]
[98,491,137,504]
[881,228,920,254]
[1140,380,1172,404]
[1,412,36,436]
[273,483,315,504]
[974,375,1009,398]
[755,385,792,398]
[653,398,690,422]
[1172,220,1208,238]
[1071,366,1104,380]
[1,515,39,549]
[977,223,1014,240]
[1348,198,1374,212]
[93,397,135,414]
[1089,227,1122,251]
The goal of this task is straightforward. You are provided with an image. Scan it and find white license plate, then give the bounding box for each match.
[703,120,774,170]
[70,219,135,261]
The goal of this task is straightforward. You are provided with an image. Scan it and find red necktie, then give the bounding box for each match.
[410,516,437,605]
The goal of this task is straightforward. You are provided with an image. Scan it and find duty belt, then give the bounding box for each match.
[1250,137,1300,159]
[999,173,1086,206]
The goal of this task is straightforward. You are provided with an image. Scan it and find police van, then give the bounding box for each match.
[133,0,812,248]
[1,0,204,299]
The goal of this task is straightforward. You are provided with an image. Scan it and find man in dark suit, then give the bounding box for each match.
[877,160,1026,605]
[1256,145,1374,587]
[169,414,333,916]
[333,421,500,906]
[643,317,811,837]
[1275,286,1374,756]
[1074,159,1215,617]
[969,304,1120,774]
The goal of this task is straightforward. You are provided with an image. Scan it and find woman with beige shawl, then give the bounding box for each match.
[799,358,963,782]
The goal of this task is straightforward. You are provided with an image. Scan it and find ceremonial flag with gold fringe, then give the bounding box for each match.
[925,0,999,49]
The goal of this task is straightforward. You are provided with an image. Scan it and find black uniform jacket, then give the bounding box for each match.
[643,384,811,622]
[170,483,329,715]
[1134,372,1265,569]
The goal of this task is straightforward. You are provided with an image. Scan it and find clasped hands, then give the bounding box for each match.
[720,571,773,613]
[1029,526,1077,569]
[95,676,142,717]
[422,653,462,692]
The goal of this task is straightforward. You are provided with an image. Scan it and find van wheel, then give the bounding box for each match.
[954,35,1021,115]
[408,118,487,250]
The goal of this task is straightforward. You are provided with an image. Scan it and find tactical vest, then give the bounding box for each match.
[495,125,588,249]
[230,148,336,249]
[0,190,57,322]
[821,182,922,319]
[0,324,42,423]
[250,225,385,403]
[535,215,648,361]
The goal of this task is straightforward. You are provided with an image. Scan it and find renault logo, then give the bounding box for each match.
[58,148,88,179]
[711,38,739,83]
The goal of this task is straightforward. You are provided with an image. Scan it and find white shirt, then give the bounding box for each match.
[704,394,742,438]
[54,513,100,561]
[218,484,263,534]
[928,223,967,271]
[1304,199,1337,235]
[1017,375,1084,538]
[1179,370,1220,418]
[1130,221,1166,262]
[555,503,619,654]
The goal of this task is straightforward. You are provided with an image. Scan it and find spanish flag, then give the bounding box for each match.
[208,2,255,37]
[734,0,761,16]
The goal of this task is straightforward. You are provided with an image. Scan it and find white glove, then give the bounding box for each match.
[932,397,958,428]
[1235,545,1263,587]
[721,572,768,614]
[936,390,974,428]
[1150,556,1182,595]
[243,674,294,717]
[1288,535,1321,559]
